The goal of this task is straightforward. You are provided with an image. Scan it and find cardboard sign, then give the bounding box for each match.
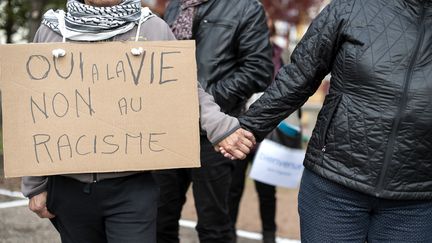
[0,41,200,178]
[250,139,305,188]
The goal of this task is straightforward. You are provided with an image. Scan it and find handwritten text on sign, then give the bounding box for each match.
[0,41,200,177]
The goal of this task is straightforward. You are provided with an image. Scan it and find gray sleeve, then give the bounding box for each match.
[33,26,43,43]
[198,83,240,145]
[139,16,177,41]
[21,176,48,198]
[163,21,176,41]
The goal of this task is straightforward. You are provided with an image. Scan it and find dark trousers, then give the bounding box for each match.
[229,159,276,233]
[299,169,432,243]
[153,136,235,243]
[47,173,158,243]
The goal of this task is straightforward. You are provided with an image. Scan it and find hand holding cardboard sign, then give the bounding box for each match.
[215,128,256,160]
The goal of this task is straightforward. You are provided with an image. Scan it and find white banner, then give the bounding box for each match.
[250,139,305,188]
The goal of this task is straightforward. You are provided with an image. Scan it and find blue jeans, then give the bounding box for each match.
[298,169,432,243]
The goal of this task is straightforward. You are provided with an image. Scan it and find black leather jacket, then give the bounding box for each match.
[164,0,273,116]
[240,0,432,200]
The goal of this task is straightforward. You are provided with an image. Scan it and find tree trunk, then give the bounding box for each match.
[5,0,14,43]
[28,0,48,41]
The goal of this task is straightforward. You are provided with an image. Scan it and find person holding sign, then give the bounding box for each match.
[154,0,273,242]
[21,0,255,242]
[220,0,432,242]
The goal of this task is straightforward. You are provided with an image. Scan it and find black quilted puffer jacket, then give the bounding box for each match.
[239,0,432,200]
[164,0,273,116]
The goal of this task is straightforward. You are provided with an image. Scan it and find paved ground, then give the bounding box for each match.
[0,157,300,243]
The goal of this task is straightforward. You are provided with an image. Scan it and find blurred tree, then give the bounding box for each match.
[0,0,29,43]
[0,0,65,43]
[29,0,65,41]
[261,0,324,24]
[28,0,50,42]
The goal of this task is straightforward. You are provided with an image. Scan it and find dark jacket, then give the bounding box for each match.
[239,0,432,200]
[164,0,273,116]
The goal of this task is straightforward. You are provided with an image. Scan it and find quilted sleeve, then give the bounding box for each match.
[239,0,354,140]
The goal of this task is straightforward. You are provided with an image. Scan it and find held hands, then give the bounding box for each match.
[29,191,55,219]
[215,128,256,160]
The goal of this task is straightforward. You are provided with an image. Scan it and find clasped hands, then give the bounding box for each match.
[215,128,256,160]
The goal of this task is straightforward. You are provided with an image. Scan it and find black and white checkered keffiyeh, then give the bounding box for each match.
[42,0,154,41]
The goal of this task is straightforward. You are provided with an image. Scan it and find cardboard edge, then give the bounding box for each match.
[5,162,202,178]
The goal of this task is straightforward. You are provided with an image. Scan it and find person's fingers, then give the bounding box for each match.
[220,143,246,160]
[216,143,235,159]
[220,147,227,154]
[235,142,251,154]
[38,208,55,219]
[230,149,247,160]
[45,211,55,219]
[29,200,45,213]
[223,152,236,160]
[238,136,253,149]
[216,133,252,160]
[236,151,247,160]
[222,142,249,158]
[222,144,234,155]
[31,206,46,217]
[221,148,237,160]
[31,207,52,218]
[29,204,40,213]
[241,129,256,145]
[28,192,55,219]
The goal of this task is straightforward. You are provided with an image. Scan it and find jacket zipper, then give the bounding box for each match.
[375,4,426,196]
[321,95,343,152]
[93,173,98,183]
